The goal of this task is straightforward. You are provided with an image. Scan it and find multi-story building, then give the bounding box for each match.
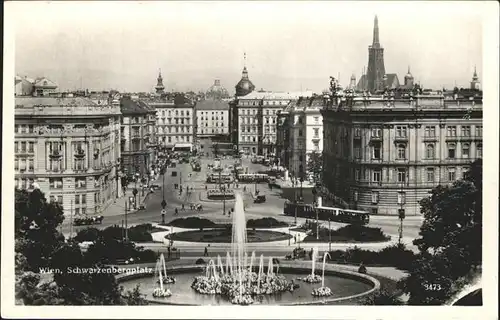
[14,82,122,216]
[321,89,483,216]
[120,97,156,178]
[235,91,313,155]
[147,94,195,150]
[195,100,230,139]
[277,96,324,180]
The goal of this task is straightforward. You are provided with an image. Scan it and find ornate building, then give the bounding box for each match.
[147,94,195,150]
[120,97,156,179]
[234,91,313,155]
[14,85,122,216]
[357,16,400,92]
[321,90,483,216]
[276,96,324,180]
[195,100,230,139]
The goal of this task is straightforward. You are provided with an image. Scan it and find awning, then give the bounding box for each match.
[173,143,193,148]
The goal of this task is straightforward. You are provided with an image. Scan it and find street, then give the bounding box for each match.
[65,156,424,245]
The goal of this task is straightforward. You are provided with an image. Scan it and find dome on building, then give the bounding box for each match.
[206,79,230,100]
[235,66,255,97]
[405,66,414,80]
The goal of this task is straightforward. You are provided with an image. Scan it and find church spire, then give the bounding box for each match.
[372,15,380,47]
[155,68,165,94]
[242,52,249,79]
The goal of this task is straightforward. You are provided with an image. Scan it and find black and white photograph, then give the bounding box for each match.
[2,1,498,319]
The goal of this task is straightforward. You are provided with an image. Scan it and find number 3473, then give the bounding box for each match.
[424,283,442,291]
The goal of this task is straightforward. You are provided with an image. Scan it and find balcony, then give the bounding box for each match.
[311,136,321,142]
[49,150,62,159]
[394,135,408,142]
[370,135,382,142]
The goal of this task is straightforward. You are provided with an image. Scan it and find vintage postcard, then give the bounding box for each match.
[2,1,498,319]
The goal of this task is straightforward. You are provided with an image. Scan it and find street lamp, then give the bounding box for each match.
[132,188,138,210]
[398,184,406,245]
[161,167,167,224]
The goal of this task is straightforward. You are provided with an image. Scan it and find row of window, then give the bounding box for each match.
[353,125,483,138]
[199,116,224,121]
[199,128,227,134]
[157,126,192,134]
[158,118,191,125]
[14,124,35,134]
[199,111,225,115]
[160,110,191,117]
[239,101,287,107]
[353,142,482,160]
[368,191,406,205]
[354,166,468,184]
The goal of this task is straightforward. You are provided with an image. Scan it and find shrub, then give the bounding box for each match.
[74,228,101,242]
[195,258,206,264]
[167,217,216,229]
[363,289,404,305]
[335,225,390,242]
[246,217,288,228]
[328,244,416,271]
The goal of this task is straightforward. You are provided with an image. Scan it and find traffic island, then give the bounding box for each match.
[165,228,292,243]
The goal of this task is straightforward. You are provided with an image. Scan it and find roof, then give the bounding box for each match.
[120,98,149,115]
[33,77,58,88]
[385,73,400,88]
[239,91,314,100]
[195,99,229,111]
[15,96,97,107]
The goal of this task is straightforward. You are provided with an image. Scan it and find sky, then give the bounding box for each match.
[12,1,484,94]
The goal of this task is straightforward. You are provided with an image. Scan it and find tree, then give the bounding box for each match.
[399,159,482,305]
[307,150,323,185]
[14,188,148,305]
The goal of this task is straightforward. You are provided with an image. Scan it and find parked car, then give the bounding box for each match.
[254,195,266,203]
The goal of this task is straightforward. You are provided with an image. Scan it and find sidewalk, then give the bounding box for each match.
[100,186,152,218]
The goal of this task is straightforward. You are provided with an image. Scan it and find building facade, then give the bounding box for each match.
[195,100,230,139]
[120,97,156,178]
[15,92,122,216]
[235,91,313,155]
[148,94,195,150]
[279,97,324,180]
[321,92,483,216]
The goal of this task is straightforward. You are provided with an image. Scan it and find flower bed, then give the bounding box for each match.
[298,274,322,283]
[207,190,235,200]
[152,287,172,298]
[312,286,332,297]
[303,225,390,243]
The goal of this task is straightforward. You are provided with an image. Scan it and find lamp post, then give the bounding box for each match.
[161,167,167,224]
[398,183,406,245]
[328,218,332,252]
[132,188,138,210]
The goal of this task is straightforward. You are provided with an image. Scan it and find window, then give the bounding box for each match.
[475,126,483,137]
[461,126,471,137]
[314,117,319,124]
[447,126,457,137]
[462,143,470,158]
[397,144,406,159]
[397,168,407,183]
[298,130,303,137]
[354,127,362,137]
[15,142,19,153]
[355,169,361,181]
[15,159,19,170]
[49,178,63,189]
[477,143,482,158]
[372,142,381,159]
[448,167,456,181]
[372,170,381,183]
[313,128,319,137]
[396,126,407,138]
[447,143,456,159]
[426,144,435,159]
[424,126,436,137]
[28,159,34,172]
[397,192,406,205]
[28,125,34,133]
[21,142,27,153]
[313,141,319,150]
[75,178,86,189]
[426,168,435,182]
[371,127,382,138]
[371,191,379,204]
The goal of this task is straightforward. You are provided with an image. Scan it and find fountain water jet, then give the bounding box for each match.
[217,255,224,275]
[152,253,172,298]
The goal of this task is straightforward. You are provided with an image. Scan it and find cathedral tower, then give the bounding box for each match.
[366,16,386,92]
[470,66,480,90]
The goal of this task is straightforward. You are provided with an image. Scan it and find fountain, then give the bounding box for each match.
[311,252,333,297]
[120,192,378,305]
[152,254,173,298]
[299,247,322,283]
[190,192,298,304]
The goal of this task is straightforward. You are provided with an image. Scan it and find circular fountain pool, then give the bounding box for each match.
[119,265,378,305]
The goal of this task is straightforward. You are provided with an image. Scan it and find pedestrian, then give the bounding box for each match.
[204,247,208,257]
[167,246,171,258]
[175,208,179,215]
[182,204,185,211]
[205,185,208,190]
[294,235,296,244]
[309,248,313,260]
[358,262,367,274]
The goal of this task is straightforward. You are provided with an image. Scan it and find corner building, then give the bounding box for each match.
[14,93,122,216]
[321,93,483,216]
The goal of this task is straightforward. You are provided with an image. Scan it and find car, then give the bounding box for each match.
[151,184,161,190]
[254,195,266,203]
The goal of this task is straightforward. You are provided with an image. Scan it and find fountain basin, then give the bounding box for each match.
[118,262,380,305]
